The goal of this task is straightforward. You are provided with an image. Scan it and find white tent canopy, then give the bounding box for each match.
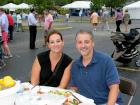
[17,3,30,9]
[1,3,19,10]
[124,1,140,9]
[123,1,140,19]
[62,1,91,9]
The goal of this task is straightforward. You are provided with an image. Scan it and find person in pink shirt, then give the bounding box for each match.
[43,9,53,46]
[115,9,123,32]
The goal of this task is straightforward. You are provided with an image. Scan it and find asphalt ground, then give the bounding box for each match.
[0,19,140,105]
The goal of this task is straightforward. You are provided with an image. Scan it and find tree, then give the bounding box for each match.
[91,0,105,11]
[0,0,72,14]
[91,0,127,11]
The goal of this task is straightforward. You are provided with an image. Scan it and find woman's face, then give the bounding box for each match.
[48,33,64,53]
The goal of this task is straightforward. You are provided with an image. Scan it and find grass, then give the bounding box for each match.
[22,25,72,30]
[54,17,90,23]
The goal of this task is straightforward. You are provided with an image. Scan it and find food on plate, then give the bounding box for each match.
[48,90,81,105]
[48,90,71,97]
[24,87,30,91]
[63,98,80,105]
[37,90,45,94]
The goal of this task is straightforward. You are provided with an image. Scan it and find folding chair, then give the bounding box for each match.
[119,77,137,105]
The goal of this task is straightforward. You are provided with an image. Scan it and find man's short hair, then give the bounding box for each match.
[76,30,94,41]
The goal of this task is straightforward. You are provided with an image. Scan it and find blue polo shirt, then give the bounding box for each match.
[70,50,123,105]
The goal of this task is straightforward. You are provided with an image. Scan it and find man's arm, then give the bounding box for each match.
[107,84,120,105]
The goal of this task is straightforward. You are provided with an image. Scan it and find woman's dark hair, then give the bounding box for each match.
[30,9,35,13]
[46,30,63,43]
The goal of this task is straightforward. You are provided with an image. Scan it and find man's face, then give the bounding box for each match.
[76,33,94,57]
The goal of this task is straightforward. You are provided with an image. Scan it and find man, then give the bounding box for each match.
[28,9,38,49]
[101,8,110,31]
[43,9,53,46]
[16,13,23,32]
[70,30,122,105]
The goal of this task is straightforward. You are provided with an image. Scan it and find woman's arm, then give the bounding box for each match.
[107,84,120,105]
[30,57,41,86]
[58,63,72,89]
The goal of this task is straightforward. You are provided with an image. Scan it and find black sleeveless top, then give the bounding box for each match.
[37,50,72,87]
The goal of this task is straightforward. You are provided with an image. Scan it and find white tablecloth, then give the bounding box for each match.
[0,82,96,105]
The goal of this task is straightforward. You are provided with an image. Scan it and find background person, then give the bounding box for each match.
[0,8,13,58]
[43,9,53,47]
[6,11,14,40]
[30,30,72,88]
[28,9,38,49]
[65,13,70,24]
[101,8,110,31]
[12,12,17,31]
[16,12,23,32]
[90,10,99,31]
[70,30,122,105]
[0,16,6,69]
[123,9,130,32]
[114,9,123,32]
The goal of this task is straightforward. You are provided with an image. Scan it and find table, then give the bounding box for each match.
[0,82,96,105]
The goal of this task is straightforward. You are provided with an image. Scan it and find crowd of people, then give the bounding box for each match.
[0,7,132,105]
[90,8,131,33]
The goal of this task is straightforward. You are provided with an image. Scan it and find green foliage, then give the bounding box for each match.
[91,0,104,11]
[91,0,128,11]
[105,0,127,7]
[0,0,82,14]
[57,8,69,15]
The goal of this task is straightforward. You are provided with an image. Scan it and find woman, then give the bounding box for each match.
[115,9,123,32]
[90,10,99,31]
[43,9,53,46]
[30,30,72,88]
[123,9,130,32]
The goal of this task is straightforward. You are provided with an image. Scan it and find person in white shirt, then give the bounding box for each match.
[16,13,23,32]
[28,9,38,49]
[65,13,69,23]
[101,8,110,31]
